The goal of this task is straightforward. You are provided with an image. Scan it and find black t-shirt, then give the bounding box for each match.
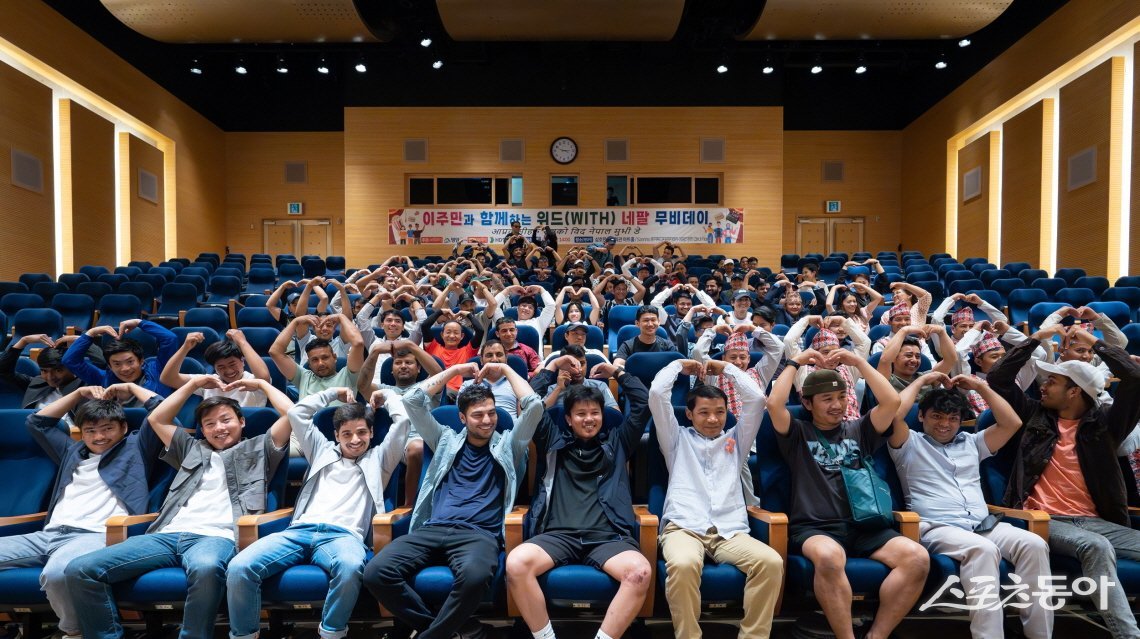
[426,440,505,538]
[775,414,882,525]
[546,438,614,534]
[615,336,675,362]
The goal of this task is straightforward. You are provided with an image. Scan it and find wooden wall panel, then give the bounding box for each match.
[782,131,901,254]
[129,135,165,264]
[1000,102,1046,268]
[1132,42,1140,277]
[1056,59,1114,276]
[68,102,116,270]
[0,62,53,279]
[0,0,227,260]
[344,107,783,268]
[901,0,1140,260]
[956,134,991,261]
[225,132,345,257]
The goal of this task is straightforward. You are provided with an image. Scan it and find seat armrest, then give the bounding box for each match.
[237,508,294,550]
[372,507,413,554]
[748,507,788,614]
[228,299,239,330]
[893,511,920,542]
[504,506,530,617]
[106,513,160,545]
[633,505,659,618]
[989,505,1050,541]
[0,512,47,537]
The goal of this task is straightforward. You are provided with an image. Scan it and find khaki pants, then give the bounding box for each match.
[659,522,783,639]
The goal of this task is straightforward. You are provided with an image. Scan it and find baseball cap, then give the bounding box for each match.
[724,258,735,265]
[1035,359,1103,406]
[458,293,476,305]
[566,321,589,333]
[605,235,617,244]
[733,290,752,301]
[802,369,848,397]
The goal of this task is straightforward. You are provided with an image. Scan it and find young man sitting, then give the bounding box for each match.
[650,359,783,639]
[160,328,271,407]
[507,357,652,639]
[0,382,161,639]
[63,318,179,398]
[459,339,522,415]
[0,336,98,424]
[226,385,410,639]
[613,306,677,368]
[363,361,542,639]
[494,317,541,378]
[767,348,929,639]
[270,313,365,402]
[876,324,957,399]
[537,344,618,410]
[888,372,1052,639]
[65,376,293,639]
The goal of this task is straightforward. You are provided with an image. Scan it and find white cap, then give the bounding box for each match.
[1035,358,1104,407]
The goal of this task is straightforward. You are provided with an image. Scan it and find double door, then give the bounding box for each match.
[263,219,331,256]
[796,217,864,255]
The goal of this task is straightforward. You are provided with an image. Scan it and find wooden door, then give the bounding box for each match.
[832,218,864,255]
[797,218,829,255]
[301,220,331,256]
[264,221,295,255]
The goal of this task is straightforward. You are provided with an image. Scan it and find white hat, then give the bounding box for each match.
[1035,359,1104,407]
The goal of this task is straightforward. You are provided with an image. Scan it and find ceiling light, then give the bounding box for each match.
[276,58,288,74]
[355,62,367,73]
[762,65,774,75]
[420,37,433,48]
[316,59,329,74]
[855,65,867,74]
[432,60,444,69]
[235,60,247,74]
[810,65,823,74]
[189,59,202,75]
[716,64,728,74]
[958,38,971,47]
[935,58,948,69]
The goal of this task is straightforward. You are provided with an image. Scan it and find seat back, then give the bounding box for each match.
[51,293,95,331]
[96,294,144,327]
[0,293,44,318]
[118,282,156,312]
[183,307,230,334]
[1027,302,1067,335]
[171,327,221,363]
[1054,287,1096,308]
[624,351,684,391]
[979,269,1012,287]
[57,273,90,291]
[1018,268,1048,285]
[1054,268,1087,286]
[97,273,130,290]
[206,275,242,303]
[1074,276,1110,298]
[1007,288,1049,326]
[155,283,199,315]
[174,274,207,299]
[0,409,56,517]
[75,282,112,305]
[236,306,280,328]
[31,281,69,305]
[239,327,280,357]
[948,279,984,296]
[10,308,65,344]
[1088,301,1131,329]
[1003,262,1032,276]
[1029,277,1066,299]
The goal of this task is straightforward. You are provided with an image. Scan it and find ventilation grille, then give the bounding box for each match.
[284,161,308,184]
[605,138,629,162]
[700,138,725,163]
[821,160,845,182]
[1067,146,1097,191]
[10,149,43,194]
[962,166,982,201]
[138,169,159,203]
[404,139,428,162]
[500,139,524,162]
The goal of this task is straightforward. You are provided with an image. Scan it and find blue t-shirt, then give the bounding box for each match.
[425,440,505,538]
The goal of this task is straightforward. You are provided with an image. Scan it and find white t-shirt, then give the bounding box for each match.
[195,371,268,407]
[294,458,372,540]
[160,452,235,541]
[36,389,73,427]
[45,453,127,534]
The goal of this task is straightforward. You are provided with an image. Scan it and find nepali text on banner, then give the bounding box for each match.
[388,208,744,246]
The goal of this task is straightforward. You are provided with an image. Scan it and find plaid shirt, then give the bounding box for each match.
[714,367,766,418]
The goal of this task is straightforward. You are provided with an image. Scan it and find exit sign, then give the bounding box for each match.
[825,200,841,213]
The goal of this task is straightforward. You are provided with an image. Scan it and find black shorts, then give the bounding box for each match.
[789,522,900,559]
[527,531,639,570]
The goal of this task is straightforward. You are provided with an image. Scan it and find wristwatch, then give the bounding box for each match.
[614,366,626,378]
[786,360,801,370]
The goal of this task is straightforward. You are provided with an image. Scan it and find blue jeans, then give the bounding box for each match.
[64,532,236,639]
[1048,516,1140,639]
[0,527,106,634]
[227,523,367,639]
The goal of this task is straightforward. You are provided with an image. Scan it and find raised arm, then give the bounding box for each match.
[951,375,1023,453]
[766,350,822,435]
[228,329,270,382]
[649,359,695,455]
[149,376,223,447]
[268,316,308,381]
[853,281,883,316]
[888,371,951,449]
[585,289,601,324]
[833,348,900,433]
[159,331,204,389]
[334,313,365,374]
[928,325,959,375]
[266,280,295,322]
[419,362,479,398]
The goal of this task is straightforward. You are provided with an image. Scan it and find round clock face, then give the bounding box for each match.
[551,137,578,164]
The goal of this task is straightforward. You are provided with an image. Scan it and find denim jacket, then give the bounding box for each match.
[148,428,287,534]
[403,385,542,538]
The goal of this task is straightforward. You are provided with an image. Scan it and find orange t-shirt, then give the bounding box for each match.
[426,342,477,390]
[1025,418,1099,517]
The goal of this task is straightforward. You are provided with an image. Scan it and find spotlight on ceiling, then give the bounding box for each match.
[355,61,367,73]
[935,57,948,69]
[276,58,288,74]
[762,65,774,75]
[716,64,728,74]
[432,60,444,69]
[958,38,972,48]
[190,59,202,75]
[235,60,247,75]
[420,37,433,48]
[317,59,329,74]
[855,65,867,74]
[810,65,823,74]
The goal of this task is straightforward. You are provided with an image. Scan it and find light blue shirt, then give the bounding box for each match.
[459,376,518,416]
[889,430,993,531]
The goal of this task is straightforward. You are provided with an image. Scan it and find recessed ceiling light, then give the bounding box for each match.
[958,38,972,48]
[276,60,288,74]
[235,60,247,74]
[432,60,444,69]
[811,65,823,74]
[190,59,202,75]
[855,65,867,74]
[762,65,774,75]
[355,62,367,73]
[935,59,948,69]
[317,59,329,74]
[716,64,728,74]
[420,37,433,48]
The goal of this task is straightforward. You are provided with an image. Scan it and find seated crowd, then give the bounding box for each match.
[2,236,1140,639]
